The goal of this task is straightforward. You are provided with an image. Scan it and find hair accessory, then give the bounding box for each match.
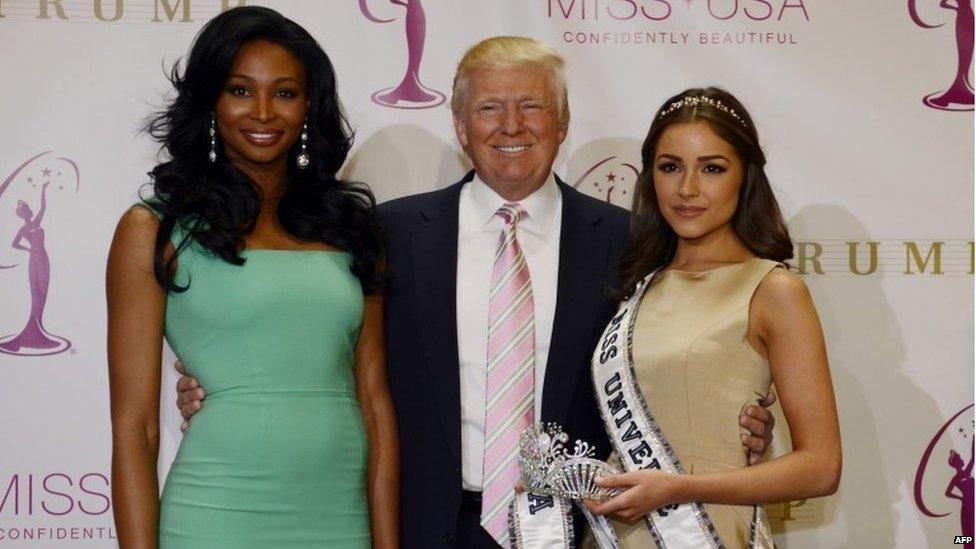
[518,423,623,502]
[658,95,748,128]
[296,119,310,169]
[208,112,218,163]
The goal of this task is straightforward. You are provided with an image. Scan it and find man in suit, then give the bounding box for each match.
[175,36,775,548]
[379,36,628,547]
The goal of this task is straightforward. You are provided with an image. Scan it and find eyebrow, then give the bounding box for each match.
[227,74,302,84]
[473,94,546,104]
[656,153,730,162]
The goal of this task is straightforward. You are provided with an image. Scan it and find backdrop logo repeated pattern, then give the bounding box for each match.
[359,0,446,109]
[0,152,77,357]
[909,0,974,111]
[914,404,975,548]
[0,3,970,547]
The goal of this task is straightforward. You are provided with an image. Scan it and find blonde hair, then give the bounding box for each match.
[451,36,569,124]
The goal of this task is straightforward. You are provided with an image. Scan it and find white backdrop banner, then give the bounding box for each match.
[0,1,972,547]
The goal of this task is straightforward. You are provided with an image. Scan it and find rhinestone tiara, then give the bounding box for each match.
[658,95,748,128]
[517,423,623,502]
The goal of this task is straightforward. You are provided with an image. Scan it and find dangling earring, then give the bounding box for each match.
[296,119,310,169]
[208,113,218,163]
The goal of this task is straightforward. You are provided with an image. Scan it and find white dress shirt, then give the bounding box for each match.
[456,173,562,491]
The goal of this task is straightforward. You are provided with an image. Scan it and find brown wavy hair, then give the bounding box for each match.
[616,87,793,299]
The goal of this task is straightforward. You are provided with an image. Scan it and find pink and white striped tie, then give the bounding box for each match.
[481,202,535,547]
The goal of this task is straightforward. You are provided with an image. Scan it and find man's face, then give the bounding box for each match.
[453,66,567,200]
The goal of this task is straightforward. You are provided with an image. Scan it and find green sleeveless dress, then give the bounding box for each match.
[156,220,370,548]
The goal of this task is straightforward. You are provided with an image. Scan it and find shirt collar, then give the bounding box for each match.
[468,173,560,236]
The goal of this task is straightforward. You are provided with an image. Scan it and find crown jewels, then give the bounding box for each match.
[658,95,748,128]
[518,423,623,502]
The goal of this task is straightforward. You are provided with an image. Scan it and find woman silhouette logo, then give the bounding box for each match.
[915,403,975,548]
[359,0,446,109]
[0,151,78,357]
[909,0,974,111]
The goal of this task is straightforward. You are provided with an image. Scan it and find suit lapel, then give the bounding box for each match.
[410,175,471,466]
[542,181,610,425]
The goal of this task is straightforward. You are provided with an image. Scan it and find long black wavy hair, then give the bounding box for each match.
[144,6,381,293]
[617,86,793,299]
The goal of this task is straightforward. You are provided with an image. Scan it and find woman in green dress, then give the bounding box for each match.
[107,7,399,548]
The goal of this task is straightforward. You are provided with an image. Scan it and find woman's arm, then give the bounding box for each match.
[11,225,30,251]
[107,206,167,548]
[35,182,50,226]
[590,269,841,521]
[354,293,401,549]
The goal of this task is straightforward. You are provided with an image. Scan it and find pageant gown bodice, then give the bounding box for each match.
[157,223,370,548]
[611,258,780,549]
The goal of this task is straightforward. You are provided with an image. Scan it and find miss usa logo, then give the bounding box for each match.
[915,403,974,548]
[547,0,810,22]
[0,151,78,357]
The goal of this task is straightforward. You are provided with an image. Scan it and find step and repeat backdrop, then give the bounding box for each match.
[0,0,972,547]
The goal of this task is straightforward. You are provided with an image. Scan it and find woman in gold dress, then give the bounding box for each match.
[587,87,841,548]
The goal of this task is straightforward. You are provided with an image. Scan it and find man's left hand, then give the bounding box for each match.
[740,390,777,465]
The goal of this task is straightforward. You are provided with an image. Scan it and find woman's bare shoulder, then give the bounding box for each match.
[753,266,818,325]
[113,205,160,247]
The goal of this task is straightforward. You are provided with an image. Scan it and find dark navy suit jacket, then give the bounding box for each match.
[379,171,629,548]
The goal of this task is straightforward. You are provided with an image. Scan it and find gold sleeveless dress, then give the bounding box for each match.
[607,258,781,549]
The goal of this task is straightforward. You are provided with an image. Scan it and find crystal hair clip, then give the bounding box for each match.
[517,423,623,502]
[658,95,748,128]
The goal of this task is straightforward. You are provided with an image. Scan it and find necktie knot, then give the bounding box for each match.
[496,202,526,226]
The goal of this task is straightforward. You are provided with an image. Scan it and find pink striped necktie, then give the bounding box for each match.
[481,202,535,547]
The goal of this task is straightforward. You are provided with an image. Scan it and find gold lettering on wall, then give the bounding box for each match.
[847,241,879,275]
[153,0,191,22]
[789,240,969,277]
[37,0,68,20]
[904,241,944,275]
[797,242,825,275]
[93,0,123,21]
[0,1,241,21]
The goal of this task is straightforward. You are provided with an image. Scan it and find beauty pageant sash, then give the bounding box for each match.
[508,491,575,548]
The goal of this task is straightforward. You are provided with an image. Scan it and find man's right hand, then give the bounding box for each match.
[175,360,205,432]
